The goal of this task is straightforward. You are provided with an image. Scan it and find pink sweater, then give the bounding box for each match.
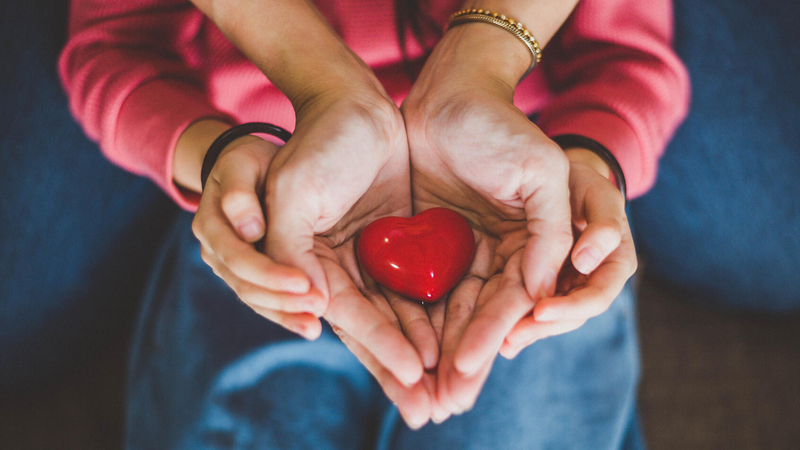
[59,0,689,211]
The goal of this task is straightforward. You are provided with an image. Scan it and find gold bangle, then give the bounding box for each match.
[447,9,542,81]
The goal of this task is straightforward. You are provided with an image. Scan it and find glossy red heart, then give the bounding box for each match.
[357,207,475,302]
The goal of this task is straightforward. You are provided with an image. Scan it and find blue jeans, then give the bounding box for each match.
[125,213,642,450]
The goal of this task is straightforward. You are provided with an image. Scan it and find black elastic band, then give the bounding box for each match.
[200,122,292,190]
[551,134,627,204]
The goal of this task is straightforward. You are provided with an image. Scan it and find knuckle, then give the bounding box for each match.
[592,221,623,249]
[448,300,475,322]
[218,250,243,271]
[191,216,204,240]
[220,188,256,215]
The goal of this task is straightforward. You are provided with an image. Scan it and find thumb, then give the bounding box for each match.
[265,177,330,301]
[519,150,574,300]
[213,151,268,243]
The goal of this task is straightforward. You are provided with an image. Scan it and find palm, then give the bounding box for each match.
[404,92,573,414]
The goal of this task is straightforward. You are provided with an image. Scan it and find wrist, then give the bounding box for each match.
[564,148,613,181]
[439,23,530,94]
[173,119,233,193]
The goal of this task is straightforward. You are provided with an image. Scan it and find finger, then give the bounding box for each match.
[534,238,636,322]
[250,304,323,340]
[442,353,493,415]
[333,326,431,430]
[422,372,450,424]
[265,169,329,299]
[384,288,440,370]
[519,147,573,300]
[208,252,327,316]
[452,252,534,377]
[193,193,312,295]
[321,258,424,387]
[200,245,323,336]
[437,276,490,413]
[501,318,587,358]
[212,150,269,243]
[427,297,447,345]
[570,187,625,275]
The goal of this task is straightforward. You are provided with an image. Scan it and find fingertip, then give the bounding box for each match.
[499,339,515,359]
[422,346,439,371]
[399,362,424,388]
[400,409,429,430]
[502,345,523,360]
[453,348,482,377]
[282,271,312,295]
[573,246,602,275]
[293,316,323,340]
[236,216,264,242]
[533,301,560,322]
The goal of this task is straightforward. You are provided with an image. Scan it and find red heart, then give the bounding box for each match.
[357,207,475,302]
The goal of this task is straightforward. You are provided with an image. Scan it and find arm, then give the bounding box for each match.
[60,0,432,428]
[402,0,689,420]
[537,0,691,198]
[58,0,234,210]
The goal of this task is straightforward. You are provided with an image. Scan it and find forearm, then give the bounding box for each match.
[536,0,690,198]
[191,0,387,112]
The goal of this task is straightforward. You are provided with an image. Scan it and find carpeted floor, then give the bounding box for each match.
[2,275,799,449]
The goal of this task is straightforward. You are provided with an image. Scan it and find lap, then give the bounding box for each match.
[126,213,639,450]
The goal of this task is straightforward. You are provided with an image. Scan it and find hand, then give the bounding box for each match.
[262,94,437,428]
[402,61,574,419]
[192,134,325,335]
[501,148,637,357]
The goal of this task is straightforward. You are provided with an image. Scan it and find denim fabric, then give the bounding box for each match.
[125,213,641,450]
[0,0,176,392]
[630,0,800,311]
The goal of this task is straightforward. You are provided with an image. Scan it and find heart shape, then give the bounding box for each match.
[357,207,476,302]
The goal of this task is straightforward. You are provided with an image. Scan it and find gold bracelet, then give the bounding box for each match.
[447,9,542,81]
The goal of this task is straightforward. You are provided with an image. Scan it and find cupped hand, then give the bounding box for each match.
[193,135,324,335]
[402,80,574,418]
[501,148,637,357]
[261,93,439,428]
[193,92,439,428]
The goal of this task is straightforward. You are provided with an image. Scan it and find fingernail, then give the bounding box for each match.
[574,247,601,274]
[423,350,438,370]
[237,217,262,241]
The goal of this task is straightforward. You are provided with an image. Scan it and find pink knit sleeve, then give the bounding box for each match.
[536,0,690,199]
[58,0,234,210]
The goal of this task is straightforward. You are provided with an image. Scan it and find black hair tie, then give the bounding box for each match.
[200,122,292,190]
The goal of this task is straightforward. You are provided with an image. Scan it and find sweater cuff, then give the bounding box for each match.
[115,78,235,211]
[538,109,653,199]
